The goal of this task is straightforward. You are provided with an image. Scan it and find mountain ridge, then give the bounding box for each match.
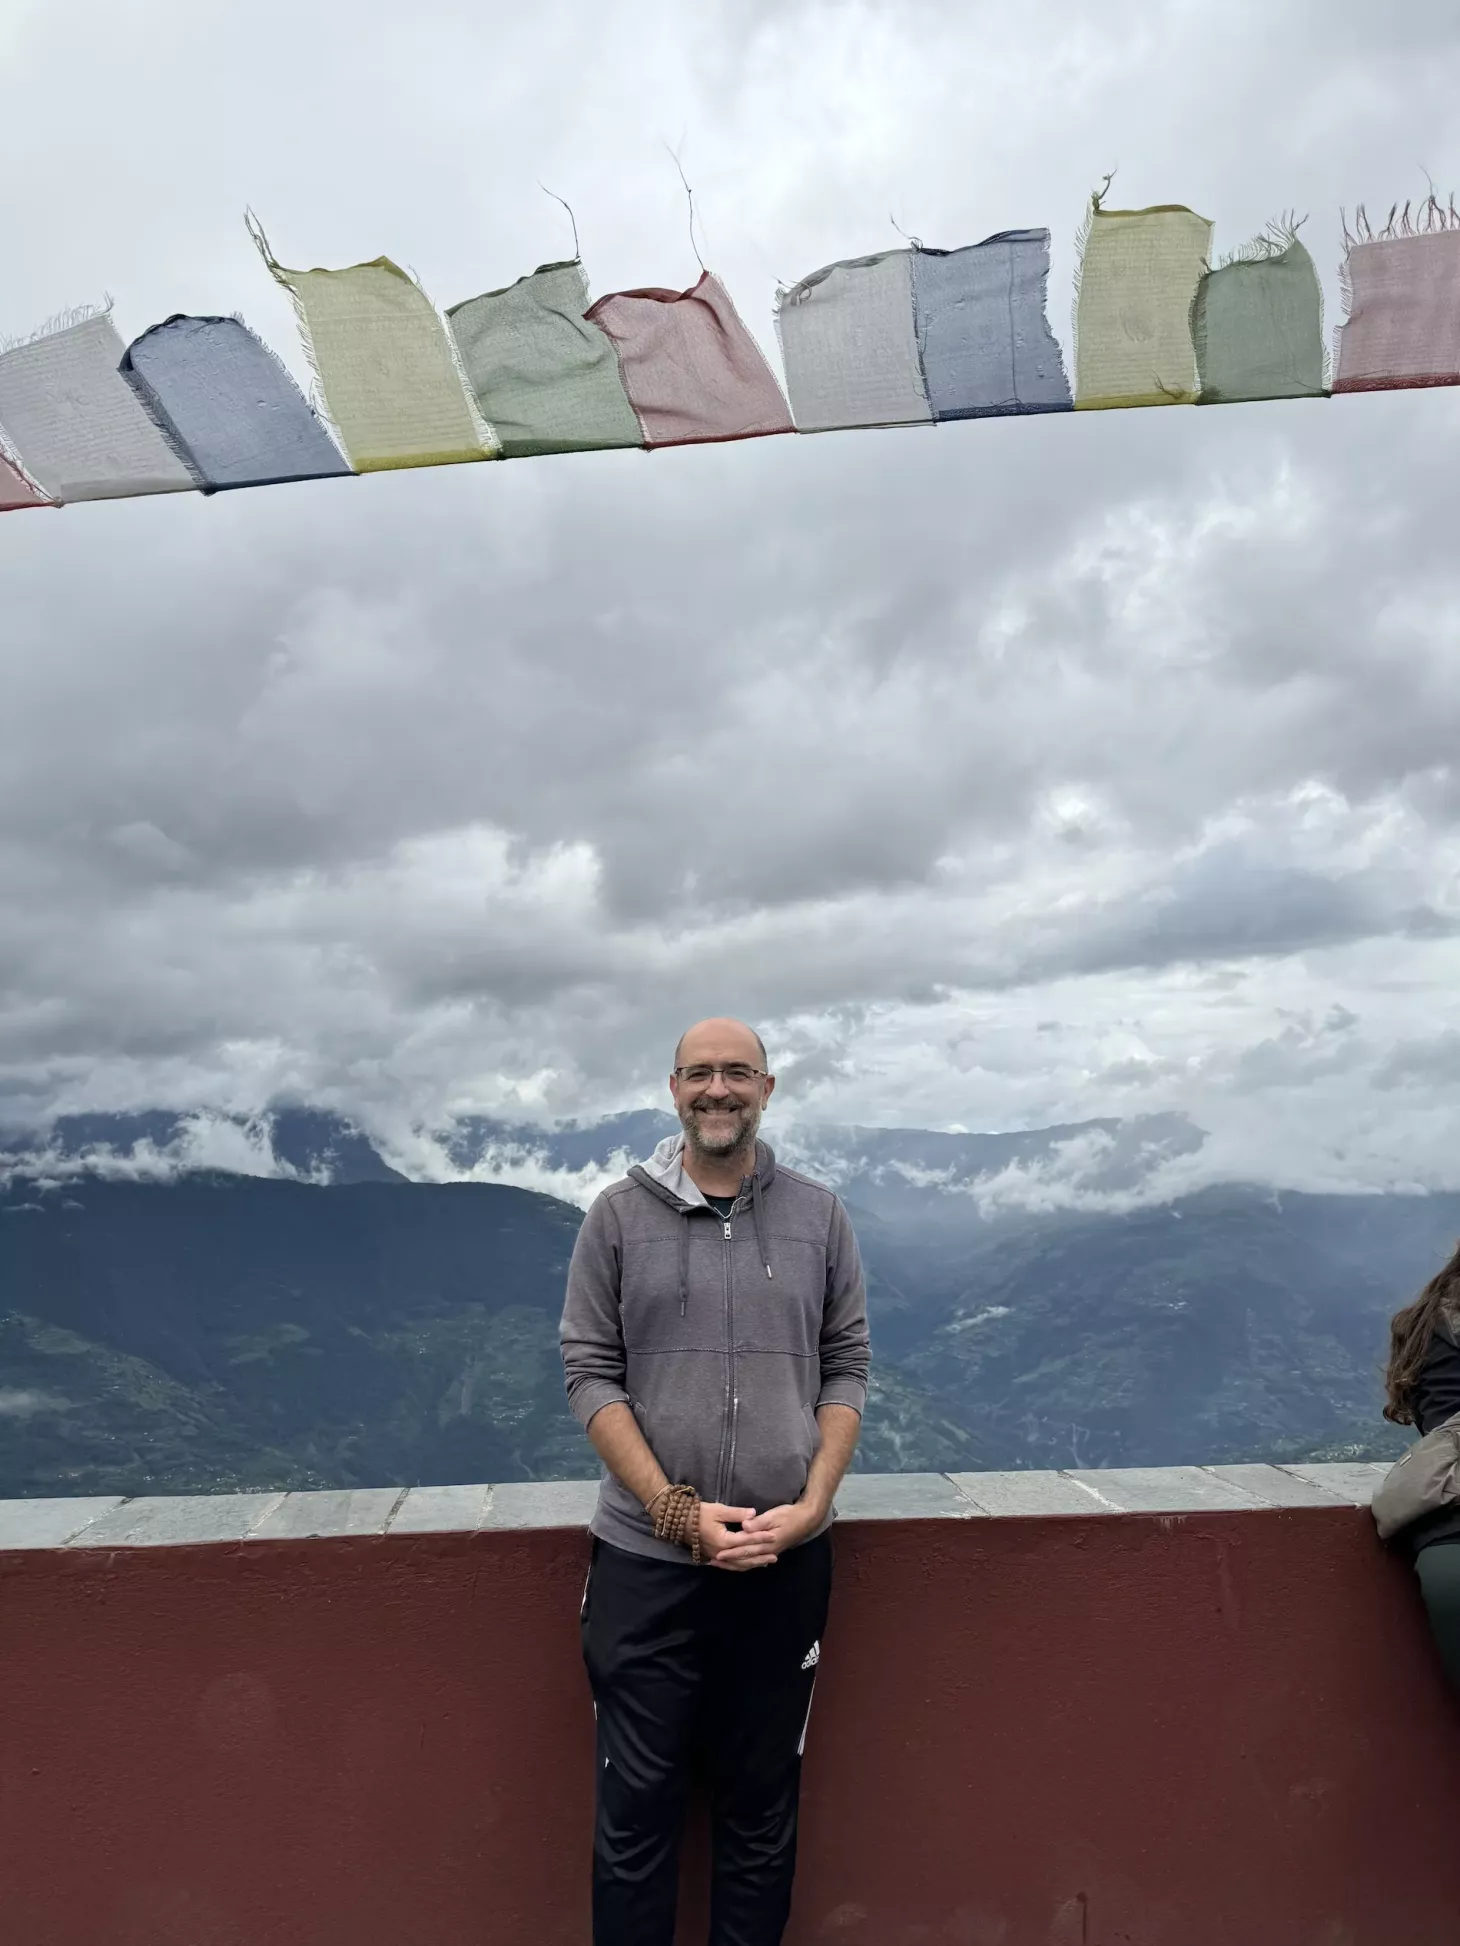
[0,1125,1425,1497]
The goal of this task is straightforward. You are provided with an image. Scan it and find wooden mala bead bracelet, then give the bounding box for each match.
[647,1484,702,1564]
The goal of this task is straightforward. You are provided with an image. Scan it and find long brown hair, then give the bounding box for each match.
[1385,1242,1460,1423]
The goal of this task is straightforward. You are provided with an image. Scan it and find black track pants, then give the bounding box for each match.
[581,1530,833,1946]
[1416,1540,1460,1696]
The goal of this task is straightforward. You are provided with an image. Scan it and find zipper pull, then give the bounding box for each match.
[723,1220,732,1241]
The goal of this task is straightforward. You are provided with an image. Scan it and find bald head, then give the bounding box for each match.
[673,1018,768,1070]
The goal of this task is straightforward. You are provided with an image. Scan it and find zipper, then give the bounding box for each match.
[713,1209,733,1502]
[713,1204,739,1504]
[725,1212,741,1503]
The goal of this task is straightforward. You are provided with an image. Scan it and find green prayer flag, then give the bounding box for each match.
[1193,235,1327,404]
[447,260,642,458]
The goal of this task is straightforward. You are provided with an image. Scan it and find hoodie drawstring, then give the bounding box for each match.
[679,1214,690,1317]
[751,1170,773,1280]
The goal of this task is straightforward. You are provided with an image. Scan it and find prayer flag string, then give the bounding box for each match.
[0,188,1455,515]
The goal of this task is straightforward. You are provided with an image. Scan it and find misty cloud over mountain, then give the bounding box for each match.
[2,1102,1210,1222]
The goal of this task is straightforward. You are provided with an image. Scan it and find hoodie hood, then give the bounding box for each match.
[637,1130,709,1209]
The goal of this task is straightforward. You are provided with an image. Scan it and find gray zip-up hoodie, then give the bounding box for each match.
[560,1133,871,1562]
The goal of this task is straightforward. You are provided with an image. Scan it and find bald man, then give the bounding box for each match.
[560,1018,870,1946]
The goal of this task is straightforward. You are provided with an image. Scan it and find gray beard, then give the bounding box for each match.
[680,1100,761,1165]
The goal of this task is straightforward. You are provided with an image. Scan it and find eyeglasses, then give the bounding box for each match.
[673,1064,768,1087]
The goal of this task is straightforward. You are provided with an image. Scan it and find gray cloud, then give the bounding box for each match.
[2,1,1460,1189]
[1374,1033,1460,1092]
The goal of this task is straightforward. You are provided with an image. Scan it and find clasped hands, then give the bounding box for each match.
[697,1496,825,1570]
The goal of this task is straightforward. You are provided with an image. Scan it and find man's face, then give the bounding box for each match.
[670,1026,775,1161]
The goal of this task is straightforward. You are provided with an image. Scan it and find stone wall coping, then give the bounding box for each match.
[0,1462,1393,1552]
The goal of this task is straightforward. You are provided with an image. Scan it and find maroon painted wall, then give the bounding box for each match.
[3,1508,1458,1945]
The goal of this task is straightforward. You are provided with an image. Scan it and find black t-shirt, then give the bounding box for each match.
[702,1193,738,1219]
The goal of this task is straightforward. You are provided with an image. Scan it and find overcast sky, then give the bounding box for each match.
[3,0,1460,1195]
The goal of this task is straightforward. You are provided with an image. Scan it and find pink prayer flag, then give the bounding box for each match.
[586,271,793,448]
[1334,212,1460,393]
[0,452,52,511]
